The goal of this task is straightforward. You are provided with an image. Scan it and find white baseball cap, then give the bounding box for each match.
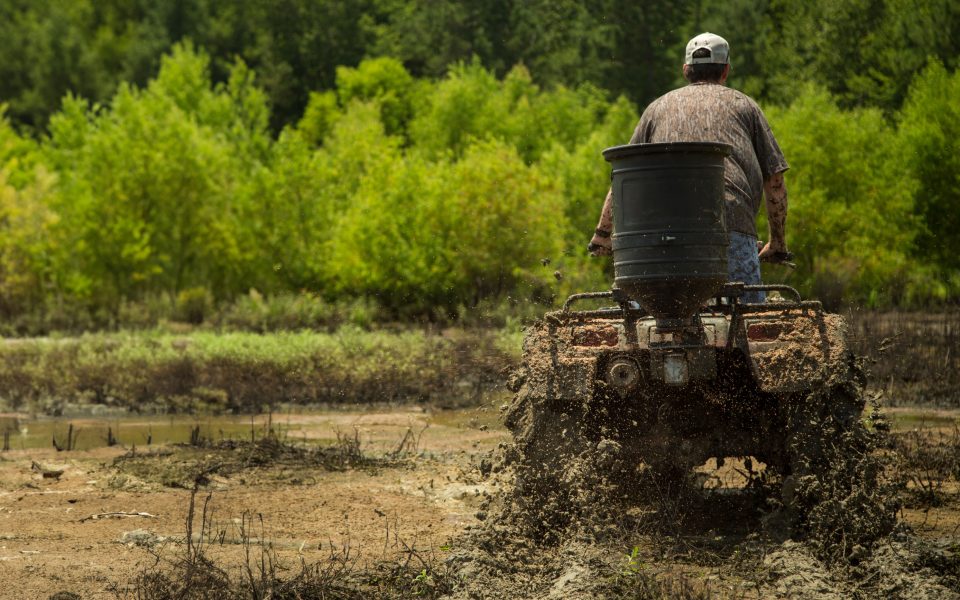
[685,32,730,65]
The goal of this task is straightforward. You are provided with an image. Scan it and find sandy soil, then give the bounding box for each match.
[0,408,506,599]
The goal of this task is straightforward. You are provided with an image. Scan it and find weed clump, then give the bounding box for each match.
[120,485,457,600]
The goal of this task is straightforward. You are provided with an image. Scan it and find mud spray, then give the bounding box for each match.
[442,326,960,599]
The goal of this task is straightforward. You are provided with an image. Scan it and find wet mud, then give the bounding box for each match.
[440,317,960,599]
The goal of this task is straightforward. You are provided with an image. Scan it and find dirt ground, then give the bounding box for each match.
[1,406,959,599]
[0,407,505,599]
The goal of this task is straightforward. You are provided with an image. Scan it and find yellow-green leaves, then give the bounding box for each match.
[766,86,921,306]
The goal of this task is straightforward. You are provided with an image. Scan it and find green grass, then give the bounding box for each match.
[0,327,518,414]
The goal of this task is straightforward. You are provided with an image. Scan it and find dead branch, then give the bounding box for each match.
[79,511,158,523]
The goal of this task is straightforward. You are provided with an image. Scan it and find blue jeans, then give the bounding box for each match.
[728,231,765,303]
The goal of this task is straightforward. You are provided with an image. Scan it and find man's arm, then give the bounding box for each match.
[588,189,614,256]
[758,171,788,258]
[588,119,649,256]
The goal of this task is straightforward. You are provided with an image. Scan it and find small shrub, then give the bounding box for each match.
[118,294,175,329]
[175,287,214,325]
[893,426,960,508]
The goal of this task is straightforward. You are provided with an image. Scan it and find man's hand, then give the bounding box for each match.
[758,239,795,267]
[588,228,612,256]
[757,239,787,261]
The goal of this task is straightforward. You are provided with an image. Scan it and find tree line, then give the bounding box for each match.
[0,1,958,331]
[2,0,957,132]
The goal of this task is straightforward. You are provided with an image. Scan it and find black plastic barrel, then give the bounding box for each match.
[602,142,732,323]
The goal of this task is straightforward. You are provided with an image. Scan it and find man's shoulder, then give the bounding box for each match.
[724,87,764,109]
[656,84,759,106]
[643,86,704,114]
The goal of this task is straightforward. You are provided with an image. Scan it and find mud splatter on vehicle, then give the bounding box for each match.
[440,143,955,599]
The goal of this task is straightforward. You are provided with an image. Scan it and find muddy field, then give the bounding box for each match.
[0,404,958,599]
[0,408,504,599]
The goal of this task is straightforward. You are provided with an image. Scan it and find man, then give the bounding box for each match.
[588,32,789,303]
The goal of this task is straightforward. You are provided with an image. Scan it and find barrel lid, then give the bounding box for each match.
[602,141,733,162]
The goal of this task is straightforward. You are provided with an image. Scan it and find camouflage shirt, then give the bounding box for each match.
[629,83,788,237]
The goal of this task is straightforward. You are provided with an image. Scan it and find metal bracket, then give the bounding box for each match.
[562,291,614,312]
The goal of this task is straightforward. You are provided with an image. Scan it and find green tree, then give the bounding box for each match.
[899,61,960,294]
[326,139,565,314]
[409,61,616,163]
[334,57,419,137]
[703,0,960,112]
[505,0,615,88]
[45,44,270,307]
[541,95,638,240]
[0,0,175,131]
[766,86,922,306]
[297,90,341,145]
[0,116,58,320]
[253,100,401,292]
[596,0,693,107]
[369,0,506,77]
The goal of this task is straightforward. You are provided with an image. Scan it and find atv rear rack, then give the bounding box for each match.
[561,283,821,317]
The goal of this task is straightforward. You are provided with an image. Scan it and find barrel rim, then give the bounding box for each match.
[602,142,733,162]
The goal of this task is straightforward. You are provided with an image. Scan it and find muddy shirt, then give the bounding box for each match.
[629,83,788,237]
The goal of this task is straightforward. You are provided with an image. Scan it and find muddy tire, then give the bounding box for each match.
[503,380,639,544]
[780,376,896,561]
[503,390,587,538]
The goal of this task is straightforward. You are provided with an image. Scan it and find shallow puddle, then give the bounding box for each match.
[0,413,305,451]
[0,405,506,453]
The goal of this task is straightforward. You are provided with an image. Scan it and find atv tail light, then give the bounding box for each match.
[747,322,784,341]
[606,357,641,393]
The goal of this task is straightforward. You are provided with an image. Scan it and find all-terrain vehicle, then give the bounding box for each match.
[506,143,868,513]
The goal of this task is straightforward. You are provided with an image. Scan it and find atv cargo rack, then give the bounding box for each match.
[561,283,821,318]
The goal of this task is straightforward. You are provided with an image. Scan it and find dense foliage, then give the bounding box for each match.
[0,0,958,331]
[3,0,957,132]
